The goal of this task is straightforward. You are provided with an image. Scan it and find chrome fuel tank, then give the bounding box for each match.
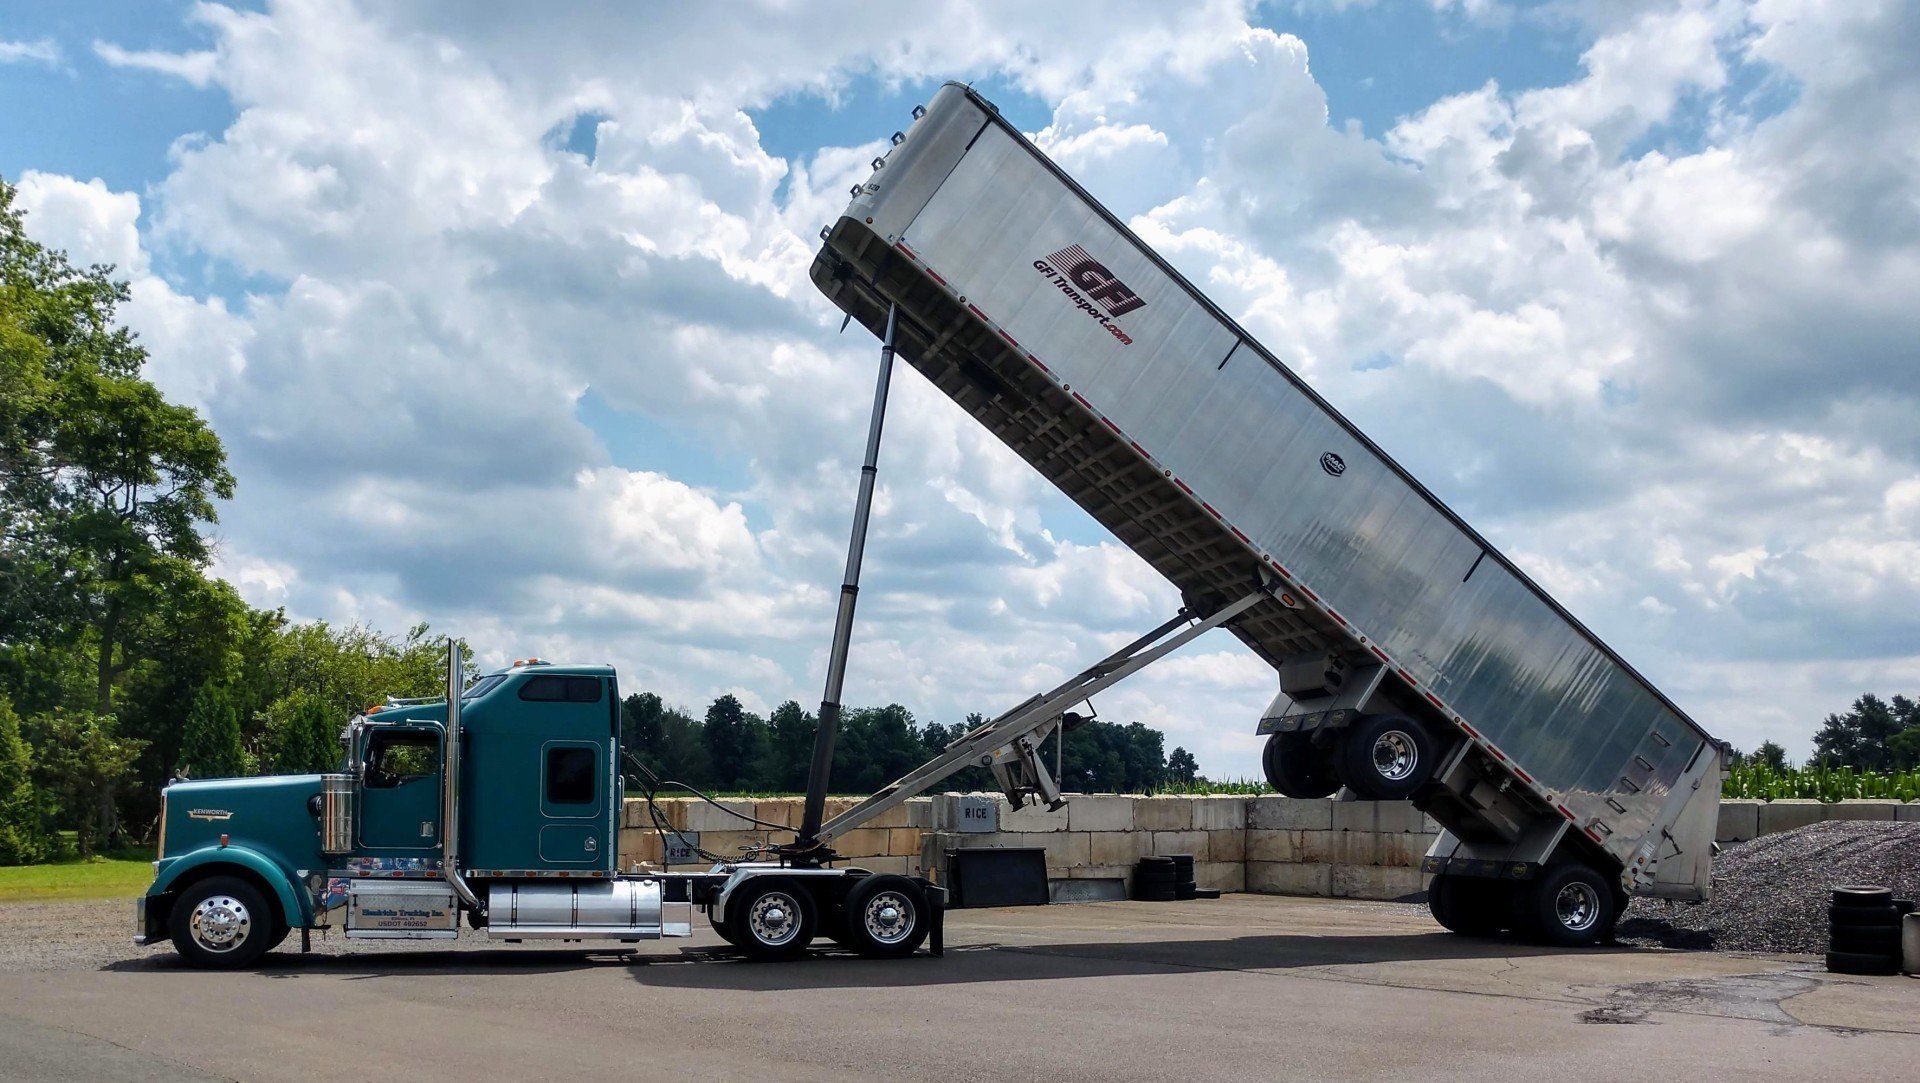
[486,879,688,939]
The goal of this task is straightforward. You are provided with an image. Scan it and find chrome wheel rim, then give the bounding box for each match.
[863,891,915,945]
[747,891,802,947]
[1372,731,1418,781]
[189,894,252,953]
[1555,882,1600,932]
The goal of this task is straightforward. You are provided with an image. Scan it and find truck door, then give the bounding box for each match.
[358,725,442,853]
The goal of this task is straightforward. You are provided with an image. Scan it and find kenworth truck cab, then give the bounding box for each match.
[135,652,946,967]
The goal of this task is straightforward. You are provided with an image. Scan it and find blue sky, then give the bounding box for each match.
[5,1,1918,775]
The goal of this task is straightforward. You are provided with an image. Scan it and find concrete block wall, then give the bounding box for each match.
[1718,798,1920,843]
[918,794,1249,893]
[618,796,929,876]
[1244,796,1434,901]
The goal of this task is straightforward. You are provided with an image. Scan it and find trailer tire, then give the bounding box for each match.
[1426,874,1507,937]
[841,875,931,958]
[168,876,275,969]
[727,880,816,960]
[1516,863,1616,948]
[1336,714,1436,801]
[1262,732,1341,799]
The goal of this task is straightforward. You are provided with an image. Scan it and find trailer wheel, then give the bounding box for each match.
[168,876,275,969]
[1517,863,1617,948]
[840,875,931,958]
[1262,732,1341,799]
[1336,714,1436,800]
[728,880,816,960]
[1426,874,1507,937]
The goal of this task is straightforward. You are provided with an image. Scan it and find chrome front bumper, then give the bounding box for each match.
[132,895,153,946]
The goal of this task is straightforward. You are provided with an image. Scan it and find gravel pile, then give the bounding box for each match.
[1618,820,1920,954]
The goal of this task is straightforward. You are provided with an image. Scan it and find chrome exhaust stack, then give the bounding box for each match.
[441,640,481,910]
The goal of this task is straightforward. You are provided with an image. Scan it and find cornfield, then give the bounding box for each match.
[1722,763,1920,802]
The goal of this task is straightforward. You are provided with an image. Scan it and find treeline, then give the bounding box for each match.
[1729,693,1920,774]
[621,692,1200,797]
[0,176,459,863]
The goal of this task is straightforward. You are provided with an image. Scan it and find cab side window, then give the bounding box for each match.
[365,731,439,788]
[545,746,597,805]
[518,676,603,703]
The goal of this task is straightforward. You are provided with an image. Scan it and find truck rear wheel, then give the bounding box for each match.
[1262,732,1341,799]
[169,876,275,969]
[1426,874,1508,937]
[727,879,817,960]
[1516,863,1617,948]
[1337,714,1436,800]
[840,875,931,958]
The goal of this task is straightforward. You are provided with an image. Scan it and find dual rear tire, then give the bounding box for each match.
[715,874,931,960]
[1262,714,1439,801]
[1427,864,1620,948]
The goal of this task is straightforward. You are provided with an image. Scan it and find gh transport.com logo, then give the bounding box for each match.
[1035,244,1146,346]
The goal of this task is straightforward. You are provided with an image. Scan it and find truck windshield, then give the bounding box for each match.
[462,674,505,700]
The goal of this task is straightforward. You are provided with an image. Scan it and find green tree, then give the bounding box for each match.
[1167,746,1200,785]
[0,692,51,864]
[0,178,234,717]
[701,694,761,790]
[177,683,247,779]
[753,700,814,792]
[266,691,342,774]
[622,692,669,764]
[1812,694,1905,770]
[27,708,144,858]
[1750,740,1789,772]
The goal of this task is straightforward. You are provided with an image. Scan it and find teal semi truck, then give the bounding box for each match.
[135,649,952,967]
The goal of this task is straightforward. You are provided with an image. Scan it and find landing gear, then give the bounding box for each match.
[1262,732,1341,799]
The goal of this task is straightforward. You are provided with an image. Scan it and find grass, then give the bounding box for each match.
[0,842,154,903]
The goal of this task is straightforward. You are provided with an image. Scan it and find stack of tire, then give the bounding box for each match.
[1827,885,1912,976]
[1134,856,1179,901]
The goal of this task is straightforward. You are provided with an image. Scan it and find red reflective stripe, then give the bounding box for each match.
[1299,586,1318,601]
[1458,722,1479,738]
[1397,669,1417,685]
[1557,805,1576,821]
[1173,478,1193,494]
[1100,416,1122,434]
[927,268,947,285]
[1325,607,1343,623]
[1514,768,1534,784]
[966,303,986,320]
[1369,645,1390,662]
[896,241,917,259]
[1130,441,1151,458]
[1488,746,1507,762]
[1230,526,1250,543]
[1201,502,1221,518]
[1585,826,1604,842]
[1071,391,1092,408]
[1273,564,1291,578]
[1423,691,1443,708]
[998,328,1020,348]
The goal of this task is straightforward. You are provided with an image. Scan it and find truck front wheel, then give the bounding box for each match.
[169,876,275,969]
[1337,714,1436,800]
[1262,732,1341,799]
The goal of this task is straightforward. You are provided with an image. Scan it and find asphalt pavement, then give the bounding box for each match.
[1,893,1914,1081]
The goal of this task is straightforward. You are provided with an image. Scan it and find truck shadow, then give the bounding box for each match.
[624,929,1645,992]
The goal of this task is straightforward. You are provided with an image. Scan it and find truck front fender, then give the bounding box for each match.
[149,844,312,928]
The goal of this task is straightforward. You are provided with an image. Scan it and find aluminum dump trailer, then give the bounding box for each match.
[809,83,1725,939]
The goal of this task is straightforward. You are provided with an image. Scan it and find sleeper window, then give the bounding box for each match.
[546,746,597,805]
